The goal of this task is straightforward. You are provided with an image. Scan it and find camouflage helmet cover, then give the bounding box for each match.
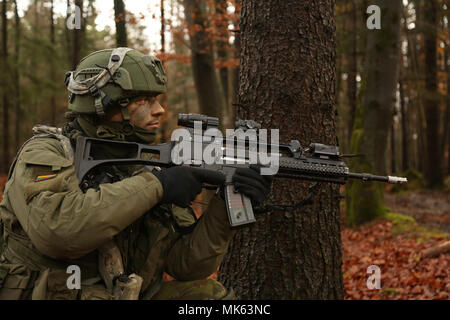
[66,47,167,115]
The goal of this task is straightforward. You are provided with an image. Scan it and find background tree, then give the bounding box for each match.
[1,0,9,174]
[114,0,127,47]
[218,0,343,299]
[72,0,84,69]
[346,0,402,226]
[422,0,443,188]
[183,0,225,120]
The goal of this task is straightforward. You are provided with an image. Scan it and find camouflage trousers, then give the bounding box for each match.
[151,279,235,300]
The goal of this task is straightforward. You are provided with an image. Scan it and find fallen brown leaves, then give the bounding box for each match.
[342,220,449,300]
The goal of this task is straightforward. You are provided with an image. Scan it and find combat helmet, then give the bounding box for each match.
[65,47,166,118]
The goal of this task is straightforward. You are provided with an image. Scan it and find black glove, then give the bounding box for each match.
[152,166,226,208]
[232,165,273,206]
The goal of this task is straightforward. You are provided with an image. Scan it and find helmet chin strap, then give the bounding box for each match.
[65,47,133,117]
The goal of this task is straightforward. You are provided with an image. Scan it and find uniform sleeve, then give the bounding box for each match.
[165,194,236,280]
[8,138,164,260]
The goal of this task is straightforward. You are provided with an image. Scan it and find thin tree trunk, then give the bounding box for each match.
[215,0,230,112]
[183,0,225,119]
[443,17,449,174]
[158,0,169,141]
[13,0,20,151]
[404,2,426,173]
[446,40,450,174]
[399,76,409,172]
[72,0,83,69]
[347,0,358,146]
[50,0,57,126]
[114,0,127,47]
[391,120,396,174]
[2,0,10,174]
[219,0,343,299]
[231,27,240,122]
[66,0,72,66]
[346,0,402,226]
[422,0,442,187]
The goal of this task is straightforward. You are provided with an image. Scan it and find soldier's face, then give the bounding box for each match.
[127,96,165,132]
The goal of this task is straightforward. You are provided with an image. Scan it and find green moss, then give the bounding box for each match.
[346,126,386,227]
[382,288,400,296]
[346,179,386,227]
[385,211,450,239]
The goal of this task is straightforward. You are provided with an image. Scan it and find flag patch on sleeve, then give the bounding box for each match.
[35,174,57,182]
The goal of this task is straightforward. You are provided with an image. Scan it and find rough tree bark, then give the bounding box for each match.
[346,0,402,226]
[183,0,225,119]
[218,0,343,299]
[114,0,128,47]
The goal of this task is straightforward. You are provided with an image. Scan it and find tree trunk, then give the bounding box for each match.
[346,0,402,226]
[422,0,442,188]
[2,0,10,174]
[114,0,127,47]
[183,0,225,119]
[66,0,72,66]
[218,0,343,299]
[443,15,449,174]
[445,38,450,174]
[399,76,409,172]
[50,0,57,126]
[72,0,83,69]
[231,25,240,122]
[158,0,170,142]
[391,120,396,174]
[13,0,20,151]
[347,0,358,146]
[215,0,230,112]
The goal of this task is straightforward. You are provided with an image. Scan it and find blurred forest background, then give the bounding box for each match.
[0,0,448,185]
[0,0,448,299]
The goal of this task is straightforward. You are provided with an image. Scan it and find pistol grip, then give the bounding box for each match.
[224,184,256,227]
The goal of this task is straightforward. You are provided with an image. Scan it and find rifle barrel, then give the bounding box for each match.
[347,172,407,184]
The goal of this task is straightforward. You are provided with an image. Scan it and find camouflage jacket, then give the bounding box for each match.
[0,126,235,299]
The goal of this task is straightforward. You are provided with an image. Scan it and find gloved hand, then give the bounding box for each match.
[152,166,226,208]
[232,165,273,206]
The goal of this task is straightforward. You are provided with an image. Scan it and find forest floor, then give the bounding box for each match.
[342,188,450,300]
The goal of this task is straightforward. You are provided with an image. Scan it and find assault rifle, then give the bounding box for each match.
[74,113,407,227]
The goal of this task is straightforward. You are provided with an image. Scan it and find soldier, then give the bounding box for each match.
[0,48,272,300]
